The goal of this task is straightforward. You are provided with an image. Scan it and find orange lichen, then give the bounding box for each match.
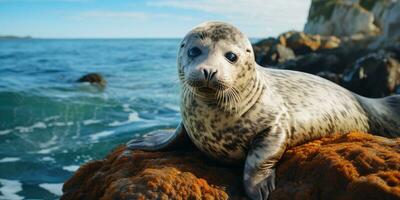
[271,132,400,200]
[61,132,400,200]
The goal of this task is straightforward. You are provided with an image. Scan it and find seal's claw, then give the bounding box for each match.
[245,169,276,200]
[126,137,147,150]
[126,130,175,151]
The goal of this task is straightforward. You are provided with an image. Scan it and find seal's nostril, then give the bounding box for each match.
[210,70,218,80]
[203,69,209,79]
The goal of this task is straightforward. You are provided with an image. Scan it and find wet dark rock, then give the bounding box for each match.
[253,37,279,64]
[259,44,295,66]
[343,50,400,97]
[77,73,106,87]
[277,53,341,74]
[316,71,343,85]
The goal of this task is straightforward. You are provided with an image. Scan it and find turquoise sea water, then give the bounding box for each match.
[0,39,183,199]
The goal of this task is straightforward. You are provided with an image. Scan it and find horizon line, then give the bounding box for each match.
[0,36,263,40]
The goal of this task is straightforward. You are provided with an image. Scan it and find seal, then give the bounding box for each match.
[127,21,400,200]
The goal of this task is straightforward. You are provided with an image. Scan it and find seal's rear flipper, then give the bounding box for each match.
[127,122,195,151]
[359,95,400,138]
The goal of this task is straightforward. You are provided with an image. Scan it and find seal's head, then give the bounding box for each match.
[178,21,256,108]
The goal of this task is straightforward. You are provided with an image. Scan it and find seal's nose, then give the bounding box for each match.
[203,69,218,80]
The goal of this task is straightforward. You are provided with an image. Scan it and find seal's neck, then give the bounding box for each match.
[234,68,264,116]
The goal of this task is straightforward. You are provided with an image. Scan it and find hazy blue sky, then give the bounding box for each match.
[0,0,311,38]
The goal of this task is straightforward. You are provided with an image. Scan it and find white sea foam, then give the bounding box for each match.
[48,121,74,127]
[0,129,12,135]
[0,179,23,200]
[0,157,20,163]
[82,119,101,126]
[37,146,60,154]
[39,135,58,149]
[41,157,55,162]
[43,116,60,122]
[15,122,47,133]
[39,183,63,196]
[62,165,80,172]
[164,103,180,112]
[109,112,141,127]
[90,130,114,141]
[122,103,131,112]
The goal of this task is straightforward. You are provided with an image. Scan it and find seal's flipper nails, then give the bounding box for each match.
[126,122,193,151]
[244,126,285,200]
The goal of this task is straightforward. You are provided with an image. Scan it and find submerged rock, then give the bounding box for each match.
[61,132,400,200]
[77,73,106,88]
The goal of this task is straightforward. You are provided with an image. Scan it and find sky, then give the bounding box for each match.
[0,0,311,38]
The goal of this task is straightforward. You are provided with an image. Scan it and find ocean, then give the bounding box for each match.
[0,39,184,199]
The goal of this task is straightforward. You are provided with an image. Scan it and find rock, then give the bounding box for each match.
[278,31,340,55]
[61,147,245,200]
[320,35,341,49]
[270,132,400,200]
[316,71,343,85]
[61,132,400,200]
[304,0,380,37]
[285,32,321,54]
[260,44,295,66]
[77,73,106,87]
[369,0,400,48]
[253,37,296,66]
[304,0,400,48]
[343,50,400,97]
[253,32,340,67]
[277,52,342,74]
[253,37,279,64]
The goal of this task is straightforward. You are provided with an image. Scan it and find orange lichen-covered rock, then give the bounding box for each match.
[61,132,400,200]
[271,132,400,200]
[61,147,245,200]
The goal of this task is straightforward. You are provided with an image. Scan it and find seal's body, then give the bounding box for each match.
[128,22,400,200]
[182,68,376,163]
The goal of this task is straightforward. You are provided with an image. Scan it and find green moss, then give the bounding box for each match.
[308,0,344,21]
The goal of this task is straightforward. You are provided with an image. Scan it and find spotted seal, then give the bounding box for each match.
[127,21,400,199]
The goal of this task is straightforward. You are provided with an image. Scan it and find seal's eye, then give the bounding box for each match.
[225,52,238,63]
[188,47,202,58]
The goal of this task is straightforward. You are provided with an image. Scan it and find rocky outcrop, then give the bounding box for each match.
[253,31,341,66]
[305,0,379,37]
[270,132,400,200]
[343,49,400,97]
[253,0,400,97]
[61,147,245,200]
[304,0,400,48]
[61,132,400,200]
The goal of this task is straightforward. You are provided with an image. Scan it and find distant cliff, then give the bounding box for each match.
[304,0,400,47]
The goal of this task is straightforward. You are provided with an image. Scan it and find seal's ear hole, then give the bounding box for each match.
[246,49,251,53]
[180,43,185,48]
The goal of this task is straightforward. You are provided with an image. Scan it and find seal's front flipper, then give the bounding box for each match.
[244,126,286,200]
[127,122,192,151]
[245,168,276,200]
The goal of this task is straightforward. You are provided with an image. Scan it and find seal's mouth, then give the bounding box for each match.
[197,87,216,93]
